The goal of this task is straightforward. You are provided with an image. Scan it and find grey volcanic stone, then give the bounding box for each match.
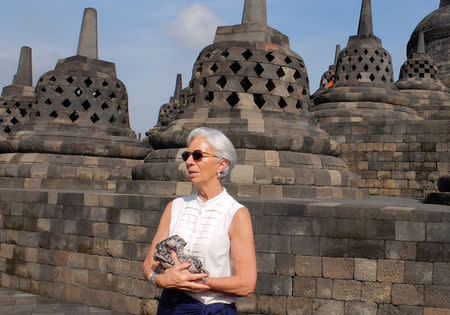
[407,2,450,87]
[154,235,208,274]
[0,9,148,159]
[136,1,362,199]
[13,46,32,87]
[311,0,422,122]
[0,46,35,135]
[77,8,98,59]
[242,0,267,25]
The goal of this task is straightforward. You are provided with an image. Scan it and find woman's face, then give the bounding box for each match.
[185,137,226,186]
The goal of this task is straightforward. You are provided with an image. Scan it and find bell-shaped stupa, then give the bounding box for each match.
[407,0,450,88]
[316,45,340,91]
[158,74,190,127]
[396,32,450,120]
[148,0,335,155]
[0,46,35,135]
[1,8,148,159]
[311,0,422,123]
[133,0,363,200]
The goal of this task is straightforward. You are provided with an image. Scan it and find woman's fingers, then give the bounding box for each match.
[179,278,209,292]
[189,273,208,281]
[170,251,195,273]
[170,250,181,265]
[161,253,210,292]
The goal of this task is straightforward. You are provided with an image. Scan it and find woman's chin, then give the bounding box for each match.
[189,174,199,181]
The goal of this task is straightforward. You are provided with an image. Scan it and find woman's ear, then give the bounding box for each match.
[217,159,229,175]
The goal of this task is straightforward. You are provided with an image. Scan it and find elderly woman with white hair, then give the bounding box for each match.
[143,127,257,314]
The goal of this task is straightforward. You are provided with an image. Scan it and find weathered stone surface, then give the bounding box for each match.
[424,307,450,315]
[404,261,433,284]
[236,295,257,314]
[344,301,377,315]
[433,263,450,285]
[317,278,333,299]
[77,8,98,59]
[427,223,450,242]
[293,277,316,297]
[323,257,353,279]
[392,284,424,306]
[154,235,207,274]
[377,260,404,283]
[313,299,344,315]
[425,285,450,309]
[292,236,320,256]
[332,279,361,301]
[257,295,287,315]
[276,254,295,275]
[354,258,377,281]
[295,256,322,277]
[361,281,391,303]
[286,296,313,315]
[396,221,426,241]
[417,242,443,262]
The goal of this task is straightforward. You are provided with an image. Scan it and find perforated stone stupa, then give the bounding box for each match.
[407,0,450,88]
[0,46,35,135]
[0,8,147,159]
[396,32,450,120]
[311,0,423,123]
[0,8,148,190]
[157,74,190,127]
[317,45,340,91]
[133,0,363,200]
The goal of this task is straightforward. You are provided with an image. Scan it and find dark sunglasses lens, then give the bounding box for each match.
[181,151,190,161]
[192,150,203,161]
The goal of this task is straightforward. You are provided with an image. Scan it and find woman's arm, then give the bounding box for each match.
[206,207,257,297]
[142,200,210,293]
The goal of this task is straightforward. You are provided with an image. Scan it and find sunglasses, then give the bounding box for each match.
[181,150,219,162]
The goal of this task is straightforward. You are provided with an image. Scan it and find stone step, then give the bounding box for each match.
[0,177,116,191]
[0,287,129,314]
[116,179,367,200]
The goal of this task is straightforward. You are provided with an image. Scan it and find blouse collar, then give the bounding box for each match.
[196,188,227,206]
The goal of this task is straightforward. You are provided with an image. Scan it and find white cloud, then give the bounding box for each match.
[166,3,225,49]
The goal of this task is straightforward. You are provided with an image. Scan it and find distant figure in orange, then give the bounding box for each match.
[328,80,334,88]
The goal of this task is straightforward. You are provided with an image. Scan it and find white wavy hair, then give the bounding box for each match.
[186,127,237,177]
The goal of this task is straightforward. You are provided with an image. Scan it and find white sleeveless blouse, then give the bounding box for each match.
[169,189,244,305]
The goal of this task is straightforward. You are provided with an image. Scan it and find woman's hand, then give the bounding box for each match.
[156,251,210,293]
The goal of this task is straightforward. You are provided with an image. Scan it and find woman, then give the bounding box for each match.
[143,127,257,314]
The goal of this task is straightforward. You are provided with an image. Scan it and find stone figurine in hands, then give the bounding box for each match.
[153,235,208,274]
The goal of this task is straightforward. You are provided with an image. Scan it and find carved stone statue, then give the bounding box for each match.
[154,235,208,274]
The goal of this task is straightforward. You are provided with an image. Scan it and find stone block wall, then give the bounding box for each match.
[0,190,449,314]
[0,190,166,314]
[0,153,142,191]
[320,120,450,198]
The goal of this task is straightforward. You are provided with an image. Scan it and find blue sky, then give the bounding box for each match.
[0,0,439,136]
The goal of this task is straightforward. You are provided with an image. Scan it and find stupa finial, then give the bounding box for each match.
[334,45,341,67]
[13,46,32,86]
[417,31,426,54]
[77,8,98,59]
[242,0,267,25]
[357,0,374,36]
[174,74,182,99]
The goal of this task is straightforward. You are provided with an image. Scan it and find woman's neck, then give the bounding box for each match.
[197,181,224,202]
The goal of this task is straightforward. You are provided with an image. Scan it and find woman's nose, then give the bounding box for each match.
[185,154,195,165]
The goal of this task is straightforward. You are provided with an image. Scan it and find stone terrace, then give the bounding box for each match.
[0,287,128,314]
[0,187,449,314]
